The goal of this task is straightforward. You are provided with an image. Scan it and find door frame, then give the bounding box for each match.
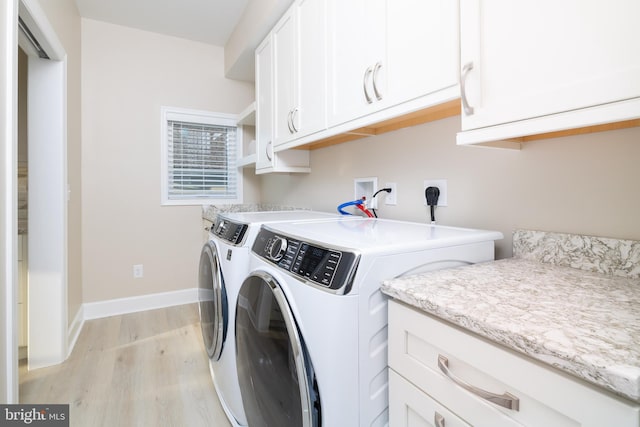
[20,0,68,372]
[1,0,19,404]
[1,0,68,401]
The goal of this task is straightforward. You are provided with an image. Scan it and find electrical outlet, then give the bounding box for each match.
[133,264,144,279]
[385,182,397,205]
[354,177,378,210]
[423,179,448,206]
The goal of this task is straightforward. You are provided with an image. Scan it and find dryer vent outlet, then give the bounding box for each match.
[354,177,378,210]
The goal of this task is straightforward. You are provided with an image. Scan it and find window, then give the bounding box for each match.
[161,107,242,205]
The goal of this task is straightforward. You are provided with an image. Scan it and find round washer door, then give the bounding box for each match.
[235,272,321,427]
[198,241,228,360]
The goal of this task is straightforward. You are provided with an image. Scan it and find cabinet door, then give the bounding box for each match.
[255,36,275,171]
[460,0,640,133]
[294,0,327,140]
[273,8,297,147]
[327,0,386,127]
[386,0,458,107]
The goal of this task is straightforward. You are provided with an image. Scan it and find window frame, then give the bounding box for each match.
[160,106,243,206]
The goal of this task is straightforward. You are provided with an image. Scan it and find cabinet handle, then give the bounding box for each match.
[287,110,294,134]
[434,412,445,427]
[372,62,383,101]
[437,354,520,411]
[363,66,374,104]
[265,140,273,161]
[460,62,475,116]
[291,108,299,133]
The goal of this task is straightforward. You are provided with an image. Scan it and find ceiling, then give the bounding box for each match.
[74,0,249,47]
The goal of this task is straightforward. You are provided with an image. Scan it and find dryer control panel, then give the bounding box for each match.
[253,228,359,292]
[212,217,248,245]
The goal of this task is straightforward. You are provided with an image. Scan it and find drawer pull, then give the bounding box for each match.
[434,411,445,427]
[438,354,520,411]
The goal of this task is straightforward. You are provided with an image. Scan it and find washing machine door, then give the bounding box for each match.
[198,241,227,361]
[235,272,320,427]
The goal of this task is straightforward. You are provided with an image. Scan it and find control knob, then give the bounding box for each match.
[215,220,226,235]
[268,236,288,261]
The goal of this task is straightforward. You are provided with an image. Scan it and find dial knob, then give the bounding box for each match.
[215,220,226,235]
[268,236,288,261]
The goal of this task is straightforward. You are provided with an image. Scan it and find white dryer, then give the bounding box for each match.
[235,218,503,426]
[198,210,345,426]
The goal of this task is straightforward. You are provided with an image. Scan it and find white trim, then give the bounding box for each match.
[18,0,65,61]
[83,288,200,320]
[2,0,18,405]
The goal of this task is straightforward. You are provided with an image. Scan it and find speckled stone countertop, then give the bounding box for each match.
[202,204,309,222]
[381,230,640,403]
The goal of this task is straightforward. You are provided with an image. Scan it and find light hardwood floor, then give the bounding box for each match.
[19,304,232,427]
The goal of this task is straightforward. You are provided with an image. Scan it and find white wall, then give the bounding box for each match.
[81,19,256,303]
[260,116,640,259]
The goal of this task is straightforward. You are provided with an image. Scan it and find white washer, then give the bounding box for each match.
[198,210,346,426]
[235,218,503,426]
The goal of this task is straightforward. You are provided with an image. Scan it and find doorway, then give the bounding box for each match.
[16,0,68,385]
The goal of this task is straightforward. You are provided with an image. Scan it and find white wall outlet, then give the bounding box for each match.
[133,264,144,279]
[354,177,378,210]
[385,182,397,205]
[423,179,448,206]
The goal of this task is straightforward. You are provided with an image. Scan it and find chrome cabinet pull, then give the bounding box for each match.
[265,140,273,161]
[291,107,299,133]
[287,110,294,134]
[460,62,475,116]
[434,412,445,427]
[372,62,383,101]
[363,66,374,104]
[437,354,520,411]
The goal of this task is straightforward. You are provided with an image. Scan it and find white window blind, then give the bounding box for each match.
[161,107,241,205]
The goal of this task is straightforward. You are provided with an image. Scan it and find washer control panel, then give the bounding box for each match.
[253,227,358,292]
[211,217,248,246]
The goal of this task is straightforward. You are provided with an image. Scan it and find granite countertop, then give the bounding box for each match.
[202,204,309,223]
[381,230,640,404]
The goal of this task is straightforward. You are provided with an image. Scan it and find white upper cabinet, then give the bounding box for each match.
[255,36,275,171]
[458,0,640,145]
[273,0,327,147]
[255,25,311,174]
[295,0,328,139]
[327,0,459,128]
[272,8,297,147]
[327,0,386,126]
[385,0,458,107]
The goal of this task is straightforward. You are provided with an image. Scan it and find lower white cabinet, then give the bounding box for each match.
[388,300,640,427]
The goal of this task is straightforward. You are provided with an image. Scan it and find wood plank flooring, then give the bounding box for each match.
[19,303,232,427]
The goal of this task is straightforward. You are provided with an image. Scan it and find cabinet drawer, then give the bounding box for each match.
[390,369,471,427]
[388,300,640,427]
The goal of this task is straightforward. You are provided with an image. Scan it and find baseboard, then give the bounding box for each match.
[83,288,200,320]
